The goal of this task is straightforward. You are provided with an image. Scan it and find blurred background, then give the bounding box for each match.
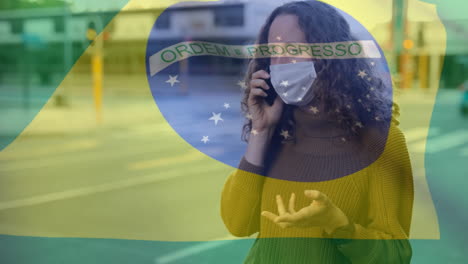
[0,0,467,263]
[1,0,467,97]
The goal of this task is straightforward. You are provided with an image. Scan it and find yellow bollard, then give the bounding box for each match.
[419,52,429,89]
[92,53,103,124]
[400,39,415,89]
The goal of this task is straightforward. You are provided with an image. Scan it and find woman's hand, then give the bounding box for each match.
[248,70,284,132]
[261,190,349,234]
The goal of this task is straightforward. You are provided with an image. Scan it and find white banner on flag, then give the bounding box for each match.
[149,40,382,76]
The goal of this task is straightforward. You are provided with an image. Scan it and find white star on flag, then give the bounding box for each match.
[201,136,209,143]
[371,61,375,66]
[309,106,319,114]
[166,75,180,87]
[357,70,367,78]
[280,80,289,87]
[223,103,230,109]
[301,86,307,91]
[237,80,247,90]
[209,112,224,125]
[370,87,375,91]
[280,130,290,139]
[282,92,288,97]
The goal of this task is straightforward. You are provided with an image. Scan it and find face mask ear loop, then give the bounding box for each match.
[309,60,317,79]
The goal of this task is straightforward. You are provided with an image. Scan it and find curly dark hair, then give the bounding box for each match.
[240,0,399,159]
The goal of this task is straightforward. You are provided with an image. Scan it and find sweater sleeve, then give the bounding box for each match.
[326,124,414,263]
[220,156,266,237]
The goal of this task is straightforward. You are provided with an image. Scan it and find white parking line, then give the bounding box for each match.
[0,139,184,172]
[0,139,98,161]
[110,123,173,139]
[404,127,440,143]
[0,122,177,171]
[411,130,468,154]
[128,150,202,170]
[154,235,244,264]
[154,240,233,264]
[0,161,222,211]
[460,147,468,157]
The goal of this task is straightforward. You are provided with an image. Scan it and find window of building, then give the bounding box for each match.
[54,17,65,33]
[11,19,23,34]
[214,5,244,27]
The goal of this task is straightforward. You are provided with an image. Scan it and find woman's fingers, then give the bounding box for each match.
[262,211,293,229]
[276,208,309,224]
[249,87,268,98]
[275,213,299,223]
[248,88,267,108]
[276,194,286,215]
[252,70,270,80]
[304,190,327,203]
[247,88,267,108]
[261,210,279,222]
[288,193,296,214]
[250,78,270,90]
[267,191,334,228]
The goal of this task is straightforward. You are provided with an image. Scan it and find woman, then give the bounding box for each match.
[220,1,413,263]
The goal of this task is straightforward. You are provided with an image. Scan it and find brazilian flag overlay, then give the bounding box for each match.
[0,0,466,263]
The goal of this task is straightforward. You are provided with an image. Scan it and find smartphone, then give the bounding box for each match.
[262,67,277,106]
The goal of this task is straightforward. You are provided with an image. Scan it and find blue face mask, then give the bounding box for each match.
[269,61,317,106]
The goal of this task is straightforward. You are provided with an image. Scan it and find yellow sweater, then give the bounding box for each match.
[220,109,414,263]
